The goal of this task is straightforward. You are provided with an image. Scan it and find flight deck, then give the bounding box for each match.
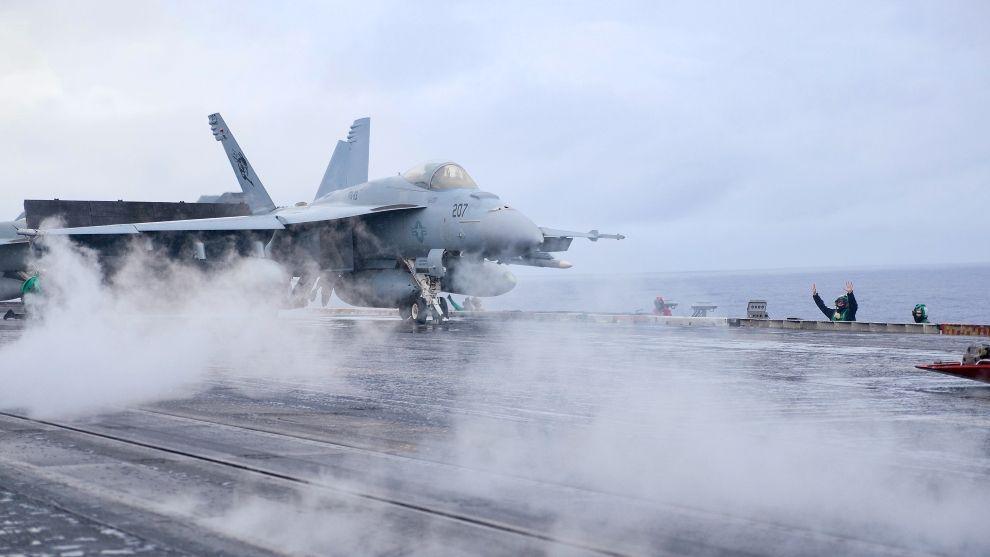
[1,312,989,556]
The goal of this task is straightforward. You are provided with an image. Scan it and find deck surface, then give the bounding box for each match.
[1,313,988,556]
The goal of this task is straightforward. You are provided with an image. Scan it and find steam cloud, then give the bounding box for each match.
[0,239,987,556]
[0,236,328,418]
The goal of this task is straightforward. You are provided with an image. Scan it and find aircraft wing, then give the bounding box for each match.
[274,203,422,226]
[27,214,285,235]
[20,203,425,237]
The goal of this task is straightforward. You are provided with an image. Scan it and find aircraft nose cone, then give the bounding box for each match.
[479,207,544,256]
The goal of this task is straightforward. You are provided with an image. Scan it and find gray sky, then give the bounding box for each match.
[1,1,987,272]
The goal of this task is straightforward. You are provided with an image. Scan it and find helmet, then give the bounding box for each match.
[20,274,40,296]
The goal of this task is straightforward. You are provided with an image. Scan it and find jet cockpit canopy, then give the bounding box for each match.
[402,162,478,190]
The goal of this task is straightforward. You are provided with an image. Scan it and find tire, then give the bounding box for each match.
[411,298,429,324]
[398,303,412,320]
[438,296,449,318]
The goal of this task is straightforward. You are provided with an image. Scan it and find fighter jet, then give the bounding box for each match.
[19,114,623,323]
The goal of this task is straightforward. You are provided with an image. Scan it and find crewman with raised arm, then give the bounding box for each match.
[811,281,858,322]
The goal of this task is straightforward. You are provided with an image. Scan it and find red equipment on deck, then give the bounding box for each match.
[915,361,990,384]
[917,343,990,383]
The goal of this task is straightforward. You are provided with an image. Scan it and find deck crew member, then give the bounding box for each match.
[653,296,673,316]
[812,281,857,322]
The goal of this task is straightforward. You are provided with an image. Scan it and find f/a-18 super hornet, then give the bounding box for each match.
[19,114,623,323]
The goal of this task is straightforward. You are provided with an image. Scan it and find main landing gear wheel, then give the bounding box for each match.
[438,296,449,319]
[410,297,429,324]
[398,303,412,320]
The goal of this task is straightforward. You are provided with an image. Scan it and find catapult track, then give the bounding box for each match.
[0,410,628,557]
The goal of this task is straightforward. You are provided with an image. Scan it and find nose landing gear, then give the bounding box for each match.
[399,255,447,325]
[399,295,438,325]
[409,297,429,324]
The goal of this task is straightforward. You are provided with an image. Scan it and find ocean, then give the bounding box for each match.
[484,263,990,324]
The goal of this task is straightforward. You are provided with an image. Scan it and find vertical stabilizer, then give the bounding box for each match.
[345,117,370,187]
[208,113,276,214]
[314,117,370,201]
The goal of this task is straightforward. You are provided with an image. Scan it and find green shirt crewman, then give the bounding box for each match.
[20,274,40,297]
[811,281,858,322]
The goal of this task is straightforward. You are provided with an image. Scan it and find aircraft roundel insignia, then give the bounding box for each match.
[412,220,427,243]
